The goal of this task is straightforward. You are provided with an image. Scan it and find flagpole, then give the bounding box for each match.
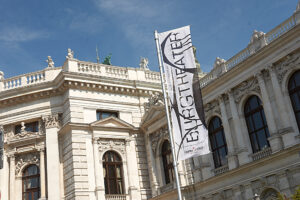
[154,30,183,200]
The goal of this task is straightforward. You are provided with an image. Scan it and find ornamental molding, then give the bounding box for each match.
[144,93,164,112]
[274,52,300,84]
[150,126,168,153]
[97,138,126,154]
[233,78,260,103]
[204,100,221,117]
[42,114,60,129]
[15,152,40,175]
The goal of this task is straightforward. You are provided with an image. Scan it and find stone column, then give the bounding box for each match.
[145,134,159,196]
[39,149,47,200]
[42,114,61,200]
[93,139,105,199]
[256,71,283,152]
[9,154,15,200]
[227,90,249,165]
[125,138,141,200]
[218,95,238,169]
[244,183,254,200]
[268,65,295,147]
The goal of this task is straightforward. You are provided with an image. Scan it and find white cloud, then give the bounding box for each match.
[0,27,49,42]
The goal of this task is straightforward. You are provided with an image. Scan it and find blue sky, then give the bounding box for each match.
[0,0,298,78]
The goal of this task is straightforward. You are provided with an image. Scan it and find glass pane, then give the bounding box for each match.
[26,180,32,189]
[249,97,258,109]
[292,93,300,110]
[33,191,39,200]
[30,177,39,188]
[117,180,123,194]
[216,131,224,146]
[219,147,227,165]
[294,72,300,86]
[109,180,117,194]
[213,118,220,129]
[246,116,254,132]
[257,130,269,150]
[213,151,220,167]
[103,167,106,177]
[23,193,28,200]
[116,166,121,178]
[23,180,27,192]
[27,165,38,176]
[210,134,217,149]
[108,166,115,178]
[250,133,259,153]
[104,179,108,194]
[253,112,263,129]
[28,193,32,200]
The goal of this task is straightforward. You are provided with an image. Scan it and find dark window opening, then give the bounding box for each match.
[162,140,174,184]
[288,70,300,132]
[208,116,228,168]
[244,95,270,153]
[96,111,118,121]
[22,164,40,200]
[103,151,124,194]
[15,121,39,134]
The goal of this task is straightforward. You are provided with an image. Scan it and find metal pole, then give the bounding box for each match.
[154,30,183,200]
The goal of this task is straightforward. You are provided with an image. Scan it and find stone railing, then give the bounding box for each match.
[213,164,229,175]
[77,62,101,74]
[145,71,160,82]
[251,147,272,161]
[105,194,128,200]
[105,65,129,79]
[199,14,297,87]
[1,68,61,92]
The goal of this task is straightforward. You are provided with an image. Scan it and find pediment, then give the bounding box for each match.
[90,117,135,130]
[140,105,165,127]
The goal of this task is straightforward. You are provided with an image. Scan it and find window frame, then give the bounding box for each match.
[208,116,228,168]
[161,140,174,185]
[288,70,300,132]
[102,151,124,195]
[22,164,40,200]
[96,110,118,121]
[15,121,39,134]
[244,95,270,153]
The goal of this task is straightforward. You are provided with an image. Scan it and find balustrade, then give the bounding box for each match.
[251,147,272,161]
[105,194,128,200]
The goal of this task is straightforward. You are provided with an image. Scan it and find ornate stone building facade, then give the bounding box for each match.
[1,2,300,200]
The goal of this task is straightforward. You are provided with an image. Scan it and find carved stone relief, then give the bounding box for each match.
[275,52,300,84]
[98,138,126,154]
[15,152,40,175]
[150,126,168,153]
[42,114,61,129]
[144,93,164,112]
[204,100,221,117]
[233,78,260,103]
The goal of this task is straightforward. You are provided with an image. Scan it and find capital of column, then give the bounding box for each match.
[42,114,60,129]
[267,63,277,73]
[217,94,225,103]
[254,71,264,82]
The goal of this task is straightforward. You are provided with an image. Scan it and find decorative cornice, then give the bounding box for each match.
[15,152,39,175]
[150,126,168,153]
[97,138,126,154]
[233,78,260,103]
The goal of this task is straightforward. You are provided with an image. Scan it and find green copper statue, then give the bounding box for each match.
[102,54,112,65]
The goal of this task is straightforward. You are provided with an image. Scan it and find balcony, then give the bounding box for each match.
[251,147,272,161]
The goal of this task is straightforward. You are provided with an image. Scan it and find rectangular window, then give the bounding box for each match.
[15,121,39,134]
[96,111,118,121]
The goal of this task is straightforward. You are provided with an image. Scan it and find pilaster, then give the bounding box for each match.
[227,90,249,165]
[93,139,105,199]
[9,154,15,200]
[256,71,283,152]
[218,95,238,169]
[38,148,47,200]
[42,114,61,200]
[125,138,141,200]
[268,65,296,148]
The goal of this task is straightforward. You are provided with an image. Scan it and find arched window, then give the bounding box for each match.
[161,140,174,184]
[208,116,228,168]
[103,151,124,194]
[288,70,300,131]
[22,164,40,200]
[244,95,270,153]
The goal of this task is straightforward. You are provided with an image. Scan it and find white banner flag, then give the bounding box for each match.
[158,26,210,160]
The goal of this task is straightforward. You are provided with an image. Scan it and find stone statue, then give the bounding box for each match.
[0,71,4,81]
[139,57,149,70]
[66,48,74,59]
[46,56,55,68]
[21,122,26,133]
[192,46,203,73]
[102,54,112,65]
